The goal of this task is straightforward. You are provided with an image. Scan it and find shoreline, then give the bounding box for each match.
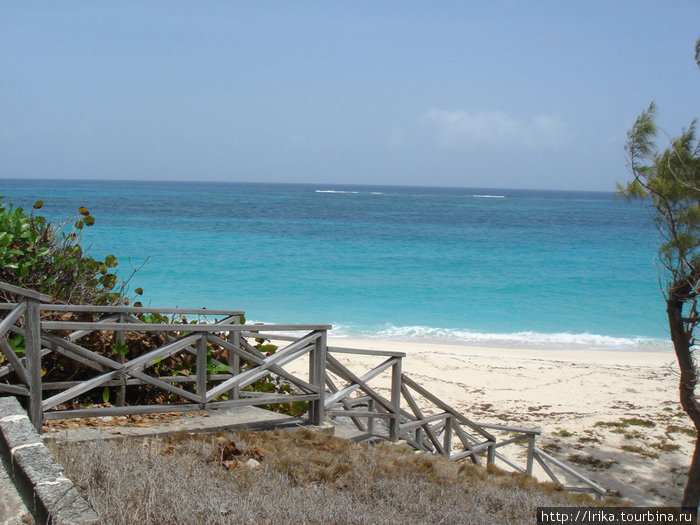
[285,336,689,506]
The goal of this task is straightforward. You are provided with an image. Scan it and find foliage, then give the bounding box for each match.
[616,37,700,507]
[0,198,126,305]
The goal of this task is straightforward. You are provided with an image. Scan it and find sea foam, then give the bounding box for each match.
[328,323,672,351]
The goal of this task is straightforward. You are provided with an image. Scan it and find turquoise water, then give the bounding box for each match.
[1,179,669,350]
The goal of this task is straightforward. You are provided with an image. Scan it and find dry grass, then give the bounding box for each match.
[50,428,614,525]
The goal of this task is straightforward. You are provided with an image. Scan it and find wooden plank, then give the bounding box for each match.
[493,434,529,449]
[49,342,108,373]
[401,374,496,442]
[204,334,319,402]
[324,357,397,406]
[533,451,560,484]
[400,413,450,432]
[41,333,122,370]
[326,374,366,432]
[0,282,51,302]
[25,299,43,431]
[494,451,527,474]
[328,346,407,358]
[400,382,445,456]
[326,410,393,419]
[0,383,29,395]
[0,301,26,339]
[209,334,318,394]
[42,369,123,411]
[325,353,396,415]
[40,304,244,316]
[533,447,606,494]
[66,314,120,342]
[390,357,402,441]
[40,322,332,332]
[197,335,207,404]
[0,337,28,384]
[129,370,202,403]
[475,422,541,435]
[310,330,327,425]
[0,347,51,380]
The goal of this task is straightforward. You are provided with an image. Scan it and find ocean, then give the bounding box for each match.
[1,179,670,351]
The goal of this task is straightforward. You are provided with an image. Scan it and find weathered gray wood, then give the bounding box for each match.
[49,340,108,373]
[205,334,320,402]
[42,368,123,411]
[0,300,26,338]
[325,354,396,415]
[0,282,51,302]
[229,316,240,400]
[309,330,327,425]
[475,422,541,435]
[401,374,496,443]
[197,334,208,404]
[0,337,29,384]
[526,434,536,475]
[0,346,51,379]
[493,434,529,449]
[390,357,402,441]
[400,413,450,432]
[533,451,560,483]
[494,451,527,473]
[325,374,367,432]
[533,447,606,494]
[40,322,331,332]
[0,383,29,395]
[400,382,445,455]
[326,410,393,418]
[66,314,121,342]
[444,416,453,458]
[129,370,202,404]
[41,333,122,370]
[328,346,407,358]
[324,357,397,407]
[25,298,44,431]
[209,334,318,394]
[39,304,244,316]
[116,314,126,407]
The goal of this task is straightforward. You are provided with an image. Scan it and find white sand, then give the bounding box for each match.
[282,338,691,506]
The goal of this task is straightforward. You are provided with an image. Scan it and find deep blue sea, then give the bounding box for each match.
[1,179,671,350]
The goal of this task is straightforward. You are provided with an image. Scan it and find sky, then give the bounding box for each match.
[1,2,699,191]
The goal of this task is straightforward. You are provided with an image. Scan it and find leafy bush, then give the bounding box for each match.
[0,197,126,305]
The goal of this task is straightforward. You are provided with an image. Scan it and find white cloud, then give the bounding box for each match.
[424,109,572,150]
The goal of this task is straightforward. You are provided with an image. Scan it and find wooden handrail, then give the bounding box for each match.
[0,282,51,303]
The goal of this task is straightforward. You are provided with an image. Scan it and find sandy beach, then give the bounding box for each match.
[284,338,691,506]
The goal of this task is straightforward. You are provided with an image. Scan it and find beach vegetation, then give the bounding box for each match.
[566,453,618,470]
[49,427,617,525]
[620,445,660,459]
[617,36,700,507]
[0,198,126,304]
[554,428,574,437]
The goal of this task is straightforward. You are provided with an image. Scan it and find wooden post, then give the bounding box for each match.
[444,416,453,458]
[389,357,402,441]
[526,433,536,475]
[116,313,126,407]
[24,298,43,432]
[229,317,240,400]
[197,334,208,407]
[367,399,375,435]
[308,330,327,426]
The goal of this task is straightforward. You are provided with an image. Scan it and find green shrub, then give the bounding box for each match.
[0,197,126,304]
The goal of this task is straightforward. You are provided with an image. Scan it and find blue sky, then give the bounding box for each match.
[2,2,698,191]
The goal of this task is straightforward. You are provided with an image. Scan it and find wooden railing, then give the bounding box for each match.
[322,346,607,498]
[0,282,330,430]
[0,282,606,497]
